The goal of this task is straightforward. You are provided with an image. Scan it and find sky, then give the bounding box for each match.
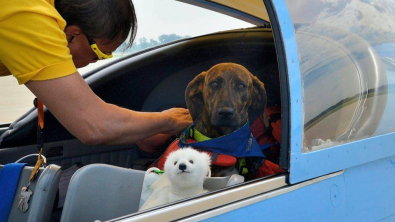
[132,0,254,41]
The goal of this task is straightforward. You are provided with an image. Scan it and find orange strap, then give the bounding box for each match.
[37,100,44,129]
[29,99,45,182]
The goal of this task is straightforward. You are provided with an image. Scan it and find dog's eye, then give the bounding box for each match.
[210,82,218,89]
[238,84,246,90]
[189,160,194,164]
[174,161,177,165]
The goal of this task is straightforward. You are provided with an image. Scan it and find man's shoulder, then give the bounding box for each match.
[0,0,65,29]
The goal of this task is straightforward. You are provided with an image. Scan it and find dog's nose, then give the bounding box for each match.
[218,108,235,119]
[179,163,187,171]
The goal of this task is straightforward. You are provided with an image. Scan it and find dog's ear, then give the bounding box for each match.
[199,152,211,177]
[201,152,211,166]
[185,72,207,120]
[248,74,267,123]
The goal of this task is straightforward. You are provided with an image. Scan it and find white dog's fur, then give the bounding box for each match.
[139,147,211,211]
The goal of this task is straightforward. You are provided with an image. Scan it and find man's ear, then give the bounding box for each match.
[185,72,206,121]
[64,25,83,43]
[248,74,267,124]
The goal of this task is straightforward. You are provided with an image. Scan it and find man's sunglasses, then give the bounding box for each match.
[86,35,113,60]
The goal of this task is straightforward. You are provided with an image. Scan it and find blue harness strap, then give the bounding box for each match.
[0,163,28,222]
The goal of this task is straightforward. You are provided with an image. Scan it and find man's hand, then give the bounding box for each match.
[161,108,192,135]
[136,108,191,154]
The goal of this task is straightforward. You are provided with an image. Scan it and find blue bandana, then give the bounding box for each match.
[179,121,265,158]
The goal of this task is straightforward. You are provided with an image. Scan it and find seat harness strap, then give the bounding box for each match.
[0,163,28,222]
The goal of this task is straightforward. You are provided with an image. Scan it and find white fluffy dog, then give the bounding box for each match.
[139,147,211,211]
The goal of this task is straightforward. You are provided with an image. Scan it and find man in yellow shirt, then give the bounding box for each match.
[0,0,191,145]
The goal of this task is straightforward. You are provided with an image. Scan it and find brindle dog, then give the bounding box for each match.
[185,63,268,177]
[186,62,267,137]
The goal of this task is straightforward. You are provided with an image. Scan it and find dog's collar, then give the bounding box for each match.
[188,121,250,142]
[189,127,211,142]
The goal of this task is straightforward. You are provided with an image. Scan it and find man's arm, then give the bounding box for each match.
[25,72,191,145]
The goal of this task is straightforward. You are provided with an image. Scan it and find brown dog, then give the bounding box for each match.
[185,63,267,138]
[147,63,269,177]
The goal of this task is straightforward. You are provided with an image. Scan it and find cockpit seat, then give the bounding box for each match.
[61,164,244,222]
[60,164,146,222]
[0,164,61,222]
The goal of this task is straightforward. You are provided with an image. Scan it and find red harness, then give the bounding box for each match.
[151,106,284,178]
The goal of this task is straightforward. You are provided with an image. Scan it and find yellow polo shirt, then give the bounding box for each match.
[0,0,77,84]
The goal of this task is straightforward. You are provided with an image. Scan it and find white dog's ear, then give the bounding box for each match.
[201,152,211,177]
[201,152,211,167]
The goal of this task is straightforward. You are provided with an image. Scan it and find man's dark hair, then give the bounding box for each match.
[55,0,137,49]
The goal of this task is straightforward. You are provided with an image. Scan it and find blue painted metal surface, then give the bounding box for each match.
[203,155,395,222]
[344,156,395,222]
[291,134,395,183]
[204,172,348,222]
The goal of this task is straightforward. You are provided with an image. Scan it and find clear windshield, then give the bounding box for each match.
[284,0,395,152]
